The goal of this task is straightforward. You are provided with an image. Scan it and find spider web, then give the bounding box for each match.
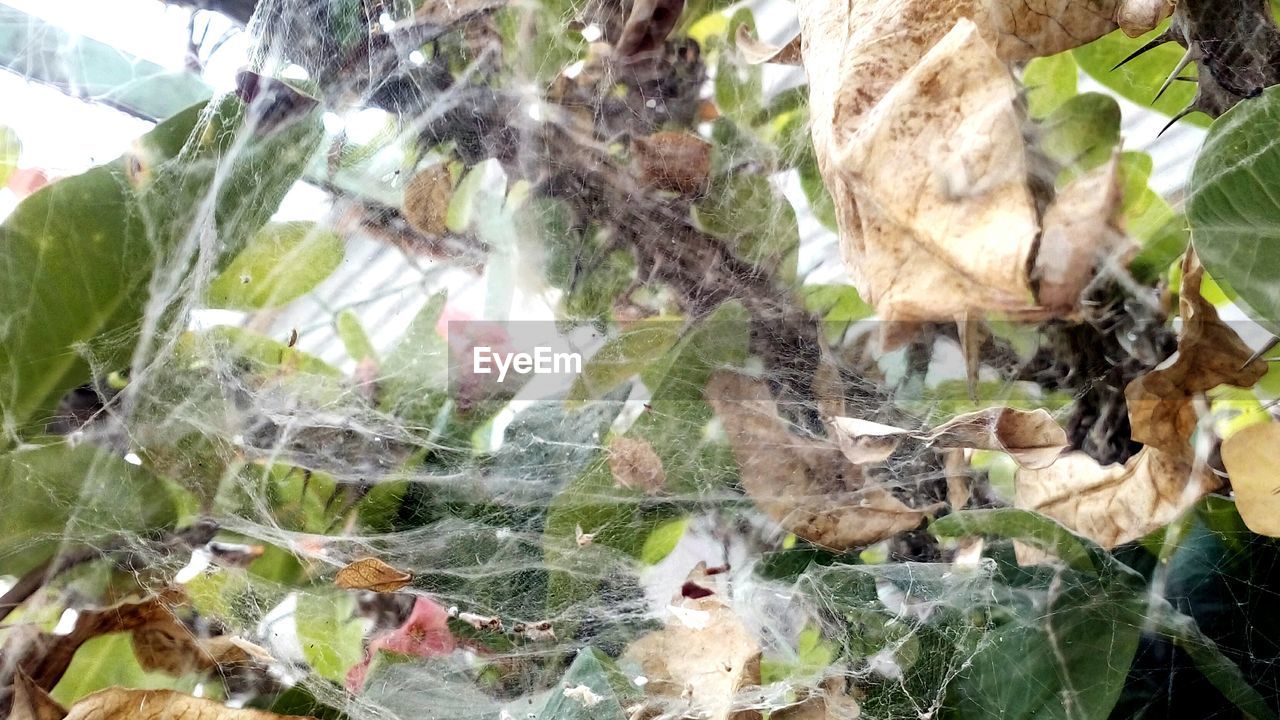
[0,1,1278,719]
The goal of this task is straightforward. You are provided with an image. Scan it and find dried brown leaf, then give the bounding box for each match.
[622,596,761,720]
[1016,447,1219,550]
[829,407,1067,469]
[1126,251,1268,455]
[735,25,801,65]
[632,131,712,196]
[402,167,452,237]
[335,557,413,593]
[62,688,313,719]
[607,436,667,495]
[795,0,1168,325]
[615,0,685,57]
[707,372,940,549]
[10,671,66,720]
[1220,421,1280,538]
[1033,155,1128,311]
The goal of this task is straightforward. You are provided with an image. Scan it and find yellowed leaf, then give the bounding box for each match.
[62,688,313,719]
[334,557,412,593]
[772,677,861,720]
[1221,421,1280,538]
[708,372,940,549]
[623,595,761,720]
[1126,251,1268,455]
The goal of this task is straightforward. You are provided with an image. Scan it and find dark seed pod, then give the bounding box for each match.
[631,130,711,195]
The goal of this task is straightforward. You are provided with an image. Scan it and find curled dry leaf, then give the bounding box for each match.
[335,557,413,593]
[795,0,1167,325]
[1032,154,1127,312]
[61,688,313,719]
[735,25,801,66]
[771,676,861,720]
[1125,251,1268,455]
[622,595,762,720]
[1220,421,1280,538]
[10,671,65,720]
[707,372,941,549]
[632,131,712,196]
[607,436,667,495]
[132,621,272,676]
[1016,447,1216,550]
[1018,251,1266,553]
[829,407,1068,469]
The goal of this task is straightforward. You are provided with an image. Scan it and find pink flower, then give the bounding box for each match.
[346,596,456,691]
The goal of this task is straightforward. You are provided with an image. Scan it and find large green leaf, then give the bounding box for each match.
[296,590,365,683]
[0,442,180,576]
[566,318,681,403]
[0,97,322,438]
[1023,52,1078,120]
[1188,86,1280,332]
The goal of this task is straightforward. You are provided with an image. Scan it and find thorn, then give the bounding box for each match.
[1242,336,1280,369]
[1111,29,1179,71]
[1153,49,1195,102]
[1159,106,1196,136]
[1174,76,1197,83]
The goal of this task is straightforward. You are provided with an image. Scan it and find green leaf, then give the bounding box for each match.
[1039,92,1121,175]
[712,9,764,120]
[566,319,682,404]
[639,517,687,565]
[1074,25,1210,127]
[1188,85,1280,332]
[536,647,639,720]
[931,508,1104,575]
[1120,151,1188,281]
[1023,52,1079,120]
[379,292,450,427]
[0,443,179,576]
[336,309,378,362]
[296,590,366,683]
[0,124,18,187]
[51,633,186,706]
[1154,606,1278,720]
[694,172,799,282]
[0,97,321,438]
[207,222,344,309]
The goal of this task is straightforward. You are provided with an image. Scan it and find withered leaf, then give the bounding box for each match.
[615,0,685,58]
[632,131,712,196]
[10,672,65,720]
[133,623,272,676]
[335,557,413,593]
[622,595,761,720]
[1015,251,1265,553]
[1032,155,1127,312]
[1126,251,1268,455]
[735,25,801,66]
[607,436,667,495]
[829,407,1068,469]
[1221,421,1280,538]
[402,167,453,237]
[708,372,940,549]
[62,688,314,719]
[795,0,1167,325]
[1016,447,1219,550]
[0,591,180,707]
